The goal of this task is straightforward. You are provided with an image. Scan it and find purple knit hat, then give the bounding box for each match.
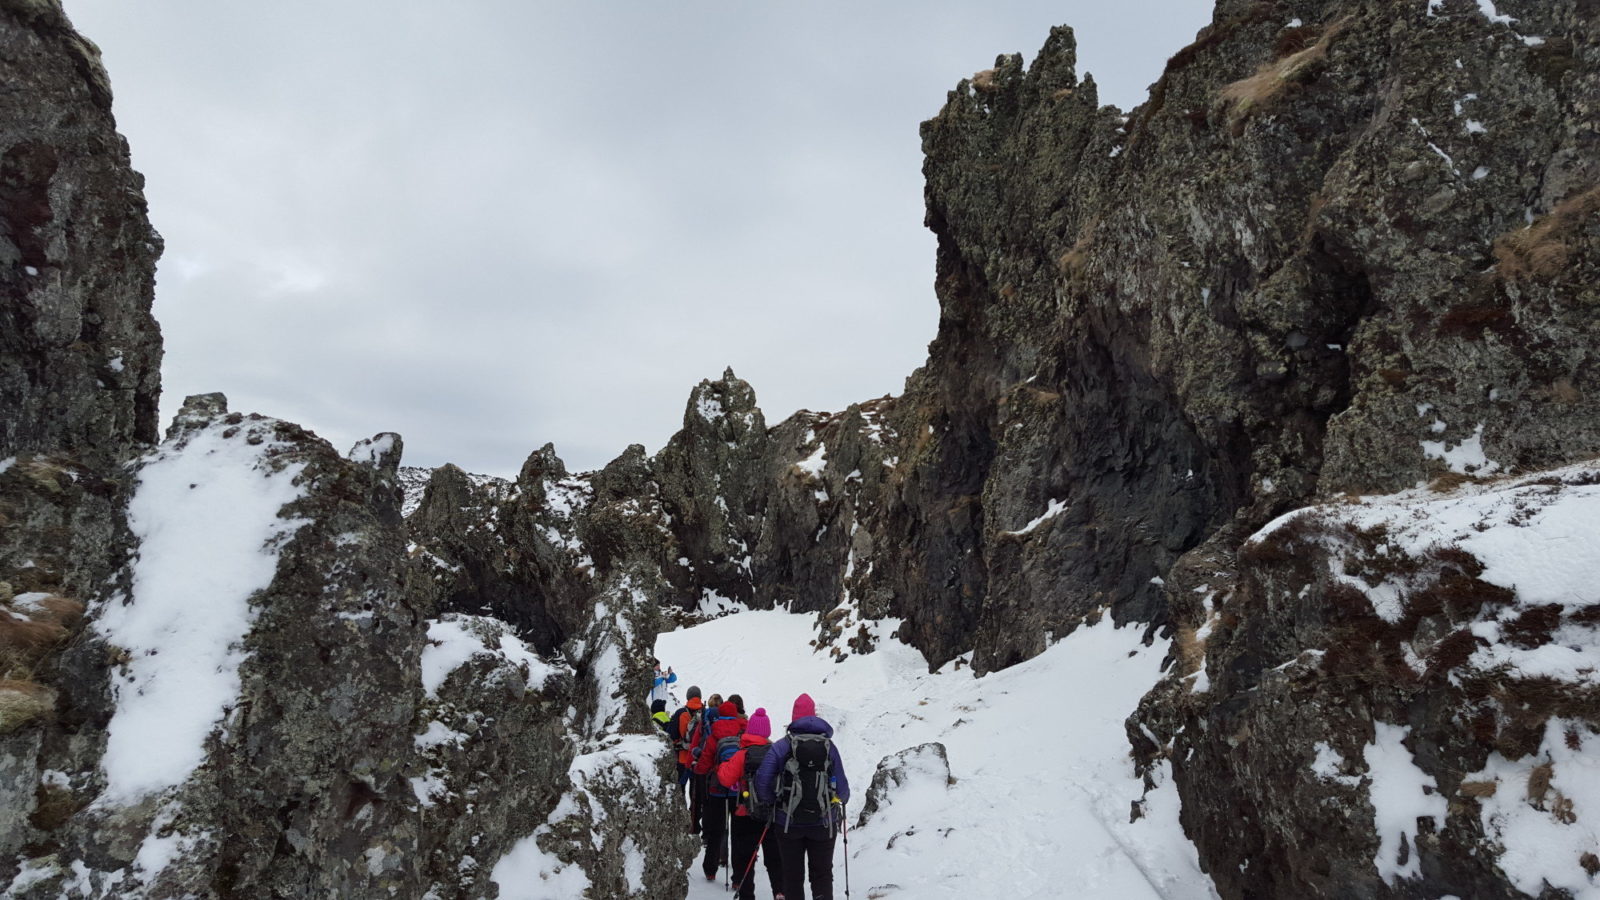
[792,693,816,720]
[746,708,772,739]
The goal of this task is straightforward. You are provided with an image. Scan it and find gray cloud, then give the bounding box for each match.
[64,1,1215,474]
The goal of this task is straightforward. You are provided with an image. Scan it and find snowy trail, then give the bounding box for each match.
[657,611,1217,899]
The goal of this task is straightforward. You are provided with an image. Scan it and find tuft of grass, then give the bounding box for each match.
[0,610,68,675]
[1458,779,1498,798]
[1492,186,1600,280]
[1428,471,1481,493]
[0,679,55,733]
[1528,761,1554,807]
[30,782,79,831]
[1056,216,1101,276]
[1425,629,1479,677]
[1218,16,1352,131]
[1503,604,1563,650]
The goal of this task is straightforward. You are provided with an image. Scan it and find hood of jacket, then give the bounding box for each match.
[738,733,771,749]
[709,714,746,742]
[786,715,833,738]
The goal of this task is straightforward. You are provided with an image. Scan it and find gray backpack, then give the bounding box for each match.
[777,732,833,832]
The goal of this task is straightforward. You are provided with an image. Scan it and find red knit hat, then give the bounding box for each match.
[792,693,816,720]
[719,701,739,717]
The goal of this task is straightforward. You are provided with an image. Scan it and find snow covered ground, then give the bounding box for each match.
[657,611,1216,899]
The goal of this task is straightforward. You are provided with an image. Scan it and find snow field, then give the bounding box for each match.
[659,610,1216,899]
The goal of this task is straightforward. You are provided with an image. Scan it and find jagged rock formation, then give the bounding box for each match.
[0,0,162,462]
[410,1,1600,895]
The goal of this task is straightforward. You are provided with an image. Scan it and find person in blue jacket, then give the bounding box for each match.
[754,693,849,900]
[648,658,676,706]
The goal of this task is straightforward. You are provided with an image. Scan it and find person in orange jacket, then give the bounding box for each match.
[669,686,705,833]
[717,707,784,900]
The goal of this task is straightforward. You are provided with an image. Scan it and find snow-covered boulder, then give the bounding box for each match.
[6,400,428,898]
[855,742,952,829]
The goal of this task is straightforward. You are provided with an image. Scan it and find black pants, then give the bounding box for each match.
[777,822,836,900]
[730,814,782,900]
[690,772,708,834]
[701,794,736,879]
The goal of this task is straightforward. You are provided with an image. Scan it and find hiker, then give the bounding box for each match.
[728,693,745,715]
[649,659,677,706]
[754,693,849,900]
[651,699,672,738]
[691,693,725,837]
[718,707,784,900]
[669,686,706,833]
[696,700,748,882]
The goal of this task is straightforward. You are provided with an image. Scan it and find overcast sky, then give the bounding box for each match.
[65,2,1213,475]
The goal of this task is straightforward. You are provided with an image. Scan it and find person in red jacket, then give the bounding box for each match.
[718,707,784,900]
[695,700,747,882]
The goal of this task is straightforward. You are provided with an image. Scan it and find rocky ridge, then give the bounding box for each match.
[402,0,1600,894]
[2,0,1599,896]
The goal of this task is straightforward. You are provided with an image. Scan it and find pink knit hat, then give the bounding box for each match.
[747,708,772,739]
[792,693,816,720]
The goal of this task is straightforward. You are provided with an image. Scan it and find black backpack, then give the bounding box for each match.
[742,744,774,821]
[707,735,743,797]
[778,732,834,831]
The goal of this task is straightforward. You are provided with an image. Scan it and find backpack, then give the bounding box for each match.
[691,711,723,762]
[673,706,703,753]
[707,735,743,797]
[742,744,774,821]
[778,732,834,831]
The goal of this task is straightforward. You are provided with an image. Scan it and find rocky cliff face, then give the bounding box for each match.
[0,0,161,463]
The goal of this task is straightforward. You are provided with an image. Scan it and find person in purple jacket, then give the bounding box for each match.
[754,693,849,900]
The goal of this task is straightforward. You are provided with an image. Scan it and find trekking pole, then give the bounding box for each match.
[725,803,732,892]
[838,800,851,900]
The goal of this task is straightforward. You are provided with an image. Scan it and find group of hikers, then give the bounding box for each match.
[649,661,850,900]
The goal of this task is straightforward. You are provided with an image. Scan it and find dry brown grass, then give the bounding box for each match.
[1057,216,1101,276]
[1528,761,1554,806]
[0,679,55,733]
[1503,604,1563,649]
[1218,16,1352,130]
[0,610,68,674]
[1174,624,1206,676]
[1428,471,1481,493]
[29,782,79,831]
[1545,378,1582,404]
[1492,186,1600,280]
[1425,628,1478,677]
[1458,779,1498,798]
[971,68,999,93]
